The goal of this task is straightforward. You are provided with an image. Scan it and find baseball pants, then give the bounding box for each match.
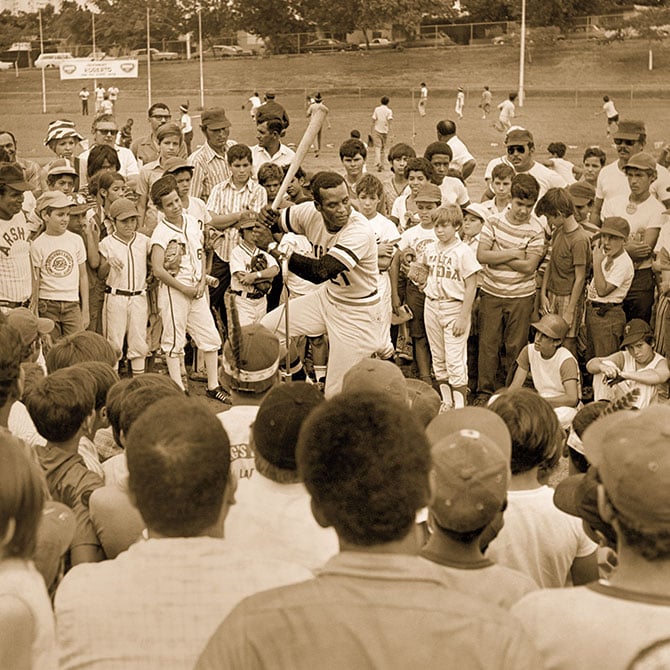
[103,293,149,366]
[232,293,267,327]
[261,285,384,397]
[424,297,469,386]
[157,285,221,356]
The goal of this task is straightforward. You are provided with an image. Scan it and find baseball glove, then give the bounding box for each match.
[164,239,185,276]
[249,253,272,295]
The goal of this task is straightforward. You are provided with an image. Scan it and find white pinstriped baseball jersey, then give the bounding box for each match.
[99,232,150,292]
[0,211,32,302]
[150,213,203,285]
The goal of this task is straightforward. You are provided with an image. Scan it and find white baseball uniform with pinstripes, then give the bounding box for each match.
[0,211,32,304]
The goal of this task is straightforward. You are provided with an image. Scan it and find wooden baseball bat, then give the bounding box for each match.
[271,103,329,209]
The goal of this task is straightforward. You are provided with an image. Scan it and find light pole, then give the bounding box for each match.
[518,0,526,107]
[146,3,152,107]
[91,8,97,91]
[38,5,47,113]
[198,5,204,108]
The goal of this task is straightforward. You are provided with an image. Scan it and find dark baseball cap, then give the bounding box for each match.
[621,318,653,347]
[597,217,630,239]
[0,162,30,191]
[613,120,645,141]
[201,108,231,130]
[505,128,533,145]
[253,382,324,470]
[567,181,595,206]
[162,157,194,175]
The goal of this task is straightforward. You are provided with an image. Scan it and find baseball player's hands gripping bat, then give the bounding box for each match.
[271,102,329,210]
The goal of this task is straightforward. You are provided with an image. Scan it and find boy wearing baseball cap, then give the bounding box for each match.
[510,313,581,429]
[31,191,89,339]
[512,405,670,670]
[585,216,634,358]
[422,407,538,609]
[587,317,669,408]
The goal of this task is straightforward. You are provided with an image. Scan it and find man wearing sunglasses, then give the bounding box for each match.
[78,114,140,191]
[592,120,670,227]
[131,103,188,166]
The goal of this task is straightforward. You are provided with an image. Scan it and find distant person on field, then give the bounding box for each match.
[79,86,90,115]
[494,92,517,132]
[545,142,576,184]
[418,81,428,117]
[454,86,465,119]
[179,103,193,155]
[596,94,619,136]
[370,96,393,172]
[480,85,492,119]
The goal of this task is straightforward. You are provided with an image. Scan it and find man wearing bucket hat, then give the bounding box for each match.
[0,163,34,312]
[601,151,665,323]
[41,120,84,193]
[592,120,670,226]
[587,317,669,408]
[512,405,670,670]
[510,313,580,429]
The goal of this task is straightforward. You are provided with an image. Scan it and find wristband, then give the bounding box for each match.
[256,271,262,280]
[267,241,279,253]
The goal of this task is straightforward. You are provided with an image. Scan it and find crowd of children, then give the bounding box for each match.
[2,100,670,668]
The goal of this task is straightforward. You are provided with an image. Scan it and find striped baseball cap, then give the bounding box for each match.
[43,119,84,147]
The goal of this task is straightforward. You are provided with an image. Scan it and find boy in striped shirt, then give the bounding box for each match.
[475,174,546,400]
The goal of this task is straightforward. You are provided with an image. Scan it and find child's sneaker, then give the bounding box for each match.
[206,386,232,404]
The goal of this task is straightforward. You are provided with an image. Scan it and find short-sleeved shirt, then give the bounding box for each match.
[418,238,481,301]
[397,225,438,258]
[596,160,670,207]
[78,146,139,189]
[587,250,634,303]
[602,194,665,269]
[186,196,211,229]
[371,104,393,134]
[479,212,546,299]
[517,344,579,399]
[446,136,475,171]
[603,99,618,118]
[31,231,86,301]
[188,140,236,201]
[250,144,295,178]
[498,99,515,122]
[229,242,278,293]
[438,176,469,206]
[99,232,150,292]
[546,224,591,295]
[150,213,203,285]
[0,211,33,302]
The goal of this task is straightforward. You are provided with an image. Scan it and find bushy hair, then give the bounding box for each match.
[0,433,45,559]
[72,361,119,411]
[423,142,453,163]
[431,204,463,231]
[126,396,231,537]
[310,171,346,205]
[45,331,117,373]
[404,157,434,181]
[491,163,515,181]
[547,142,567,158]
[536,187,575,218]
[87,144,120,178]
[297,392,431,546]
[339,138,367,160]
[227,143,252,165]
[257,162,284,185]
[356,174,384,199]
[510,173,540,202]
[24,366,97,442]
[583,146,606,166]
[89,170,124,198]
[489,388,559,475]
[388,143,416,163]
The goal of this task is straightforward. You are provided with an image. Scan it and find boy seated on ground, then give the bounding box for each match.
[509,314,580,430]
[24,365,105,564]
[587,318,669,409]
[486,388,598,588]
[422,407,538,609]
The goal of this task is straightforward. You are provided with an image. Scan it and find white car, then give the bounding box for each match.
[0,61,13,70]
[34,52,74,68]
[130,48,179,61]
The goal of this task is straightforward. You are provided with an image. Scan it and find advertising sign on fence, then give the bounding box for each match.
[59,59,139,79]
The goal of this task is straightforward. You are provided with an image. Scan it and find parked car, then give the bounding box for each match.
[85,51,106,60]
[211,45,253,57]
[0,61,13,70]
[34,52,74,68]
[304,38,358,53]
[358,37,399,50]
[402,33,454,48]
[130,47,179,61]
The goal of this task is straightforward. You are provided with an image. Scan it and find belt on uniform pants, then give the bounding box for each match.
[230,289,263,300]
[0,299,30,308]
[588,301,622,309]
[105,287,146,297]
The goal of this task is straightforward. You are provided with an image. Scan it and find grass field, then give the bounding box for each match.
[3,38,670,201]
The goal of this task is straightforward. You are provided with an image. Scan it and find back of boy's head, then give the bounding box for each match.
[150,174,178,208]
[46,331,117,373]
[510,173,540,202]
[583,146,606,165]
[339,138,367,160]
[547,142,567,158]
[106,374,181,446]
[489,389,559,475]
[424,141,453,163]
[0,324,23,408]
[388,143,416,163]
[226,143,252,165]
[350,129,361,139]
[436,119,456,137]
[381,96,390,105]
[72,361,119,411]
[431,204,463,230]
[119,385,183,440]
[536,187,575,219]
[126,396,231,538]
[404,157,434,181]
[297,392,430,546]
[0,431,45,559]
[491,162,515,182]
[257,162,283,185]
[357,173,383,199]
[25,367,97,443]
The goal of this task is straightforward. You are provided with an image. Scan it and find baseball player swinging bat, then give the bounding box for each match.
[271,102,329,209]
